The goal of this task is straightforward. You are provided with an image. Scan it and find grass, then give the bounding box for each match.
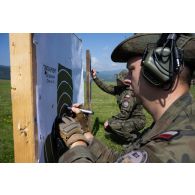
[90,82,124,152]
[0,80,14,162]
[0,79,195,162]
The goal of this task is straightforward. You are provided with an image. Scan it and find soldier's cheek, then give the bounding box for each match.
[189,140,195,150]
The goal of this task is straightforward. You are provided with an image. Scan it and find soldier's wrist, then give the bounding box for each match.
[84,132,94,144]
[93,75,97,79]
[70,140,87,149]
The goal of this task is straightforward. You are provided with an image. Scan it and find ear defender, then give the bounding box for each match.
[141,34,184,89]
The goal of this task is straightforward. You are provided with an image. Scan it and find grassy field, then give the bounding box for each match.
[0,79,195,162]
[0,80,14,162]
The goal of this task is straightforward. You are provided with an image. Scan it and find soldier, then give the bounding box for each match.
[91,68,146,144]
[51,33,195,163]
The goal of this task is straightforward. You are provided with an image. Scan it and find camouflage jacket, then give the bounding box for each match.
[59,92,195,163]
[93,76,144,120]
[117,92,195,163]
[129,92,195,163]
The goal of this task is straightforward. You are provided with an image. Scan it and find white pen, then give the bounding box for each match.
[67,106,94,114]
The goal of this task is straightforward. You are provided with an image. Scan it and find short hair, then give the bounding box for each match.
[180,62,195,86]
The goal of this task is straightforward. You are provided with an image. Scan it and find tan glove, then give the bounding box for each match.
[71,103,90,133]
[58,116,88,148]
[74,112,90,133]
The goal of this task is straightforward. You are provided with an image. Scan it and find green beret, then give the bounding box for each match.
[111,33,195,64]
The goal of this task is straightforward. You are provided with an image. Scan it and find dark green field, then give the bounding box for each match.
[0,80,13,162]
[0,79,195,162]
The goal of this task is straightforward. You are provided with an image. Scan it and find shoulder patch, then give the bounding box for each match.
[124,94,130,98]
[116,150,148,163]
[122,101,129,108]
[152,130,179,141]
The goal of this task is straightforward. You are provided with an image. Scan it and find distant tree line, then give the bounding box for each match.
[0,65,10,80]
[83,69,123,82]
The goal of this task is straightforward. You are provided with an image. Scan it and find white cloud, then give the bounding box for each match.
[91,56,99,65]
[111,62,117,67]
[82,54,126,72]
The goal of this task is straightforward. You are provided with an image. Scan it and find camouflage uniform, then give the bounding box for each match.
[93,72,146,144]
[59,92,195,163]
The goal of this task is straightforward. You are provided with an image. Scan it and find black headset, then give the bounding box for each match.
[141,33,184,89]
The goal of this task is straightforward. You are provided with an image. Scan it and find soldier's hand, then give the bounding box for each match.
[71,103,82,114]
[84,132,94,145]
[58,116,88,148]
[104,120,109,129]
[123,79,131,86]
[72,103,90,133]
[91,69,97,79]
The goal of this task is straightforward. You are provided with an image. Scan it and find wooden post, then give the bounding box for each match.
[9,34,38,162]
[86,50,92,130]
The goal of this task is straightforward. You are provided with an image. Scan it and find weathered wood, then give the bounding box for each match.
[86,50,91,107]
[86,50,92,130]
[9,33,38,162]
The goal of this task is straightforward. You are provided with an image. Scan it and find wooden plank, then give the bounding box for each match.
[9,33,38,162]
[86,50,91,108]
[85,50,92,130]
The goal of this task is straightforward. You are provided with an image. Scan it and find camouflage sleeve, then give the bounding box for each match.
[93,77,116,95]
[58,138,120,163]
[116,129,195,163]
[111,91,135,120]
[88,138,120,162]
[142,129,195,163]
[58,146,95,163]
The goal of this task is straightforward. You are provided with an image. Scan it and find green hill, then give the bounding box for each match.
[84,69,124,82]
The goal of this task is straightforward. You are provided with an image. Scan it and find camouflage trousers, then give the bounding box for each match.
[106,117,145,144]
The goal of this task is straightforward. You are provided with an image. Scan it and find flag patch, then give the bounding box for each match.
[122,101,129,107]
[152,130,179,141]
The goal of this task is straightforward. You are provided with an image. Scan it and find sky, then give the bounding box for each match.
[0,33,132,71]
[0,33,10,66]
[76,33,132,71]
